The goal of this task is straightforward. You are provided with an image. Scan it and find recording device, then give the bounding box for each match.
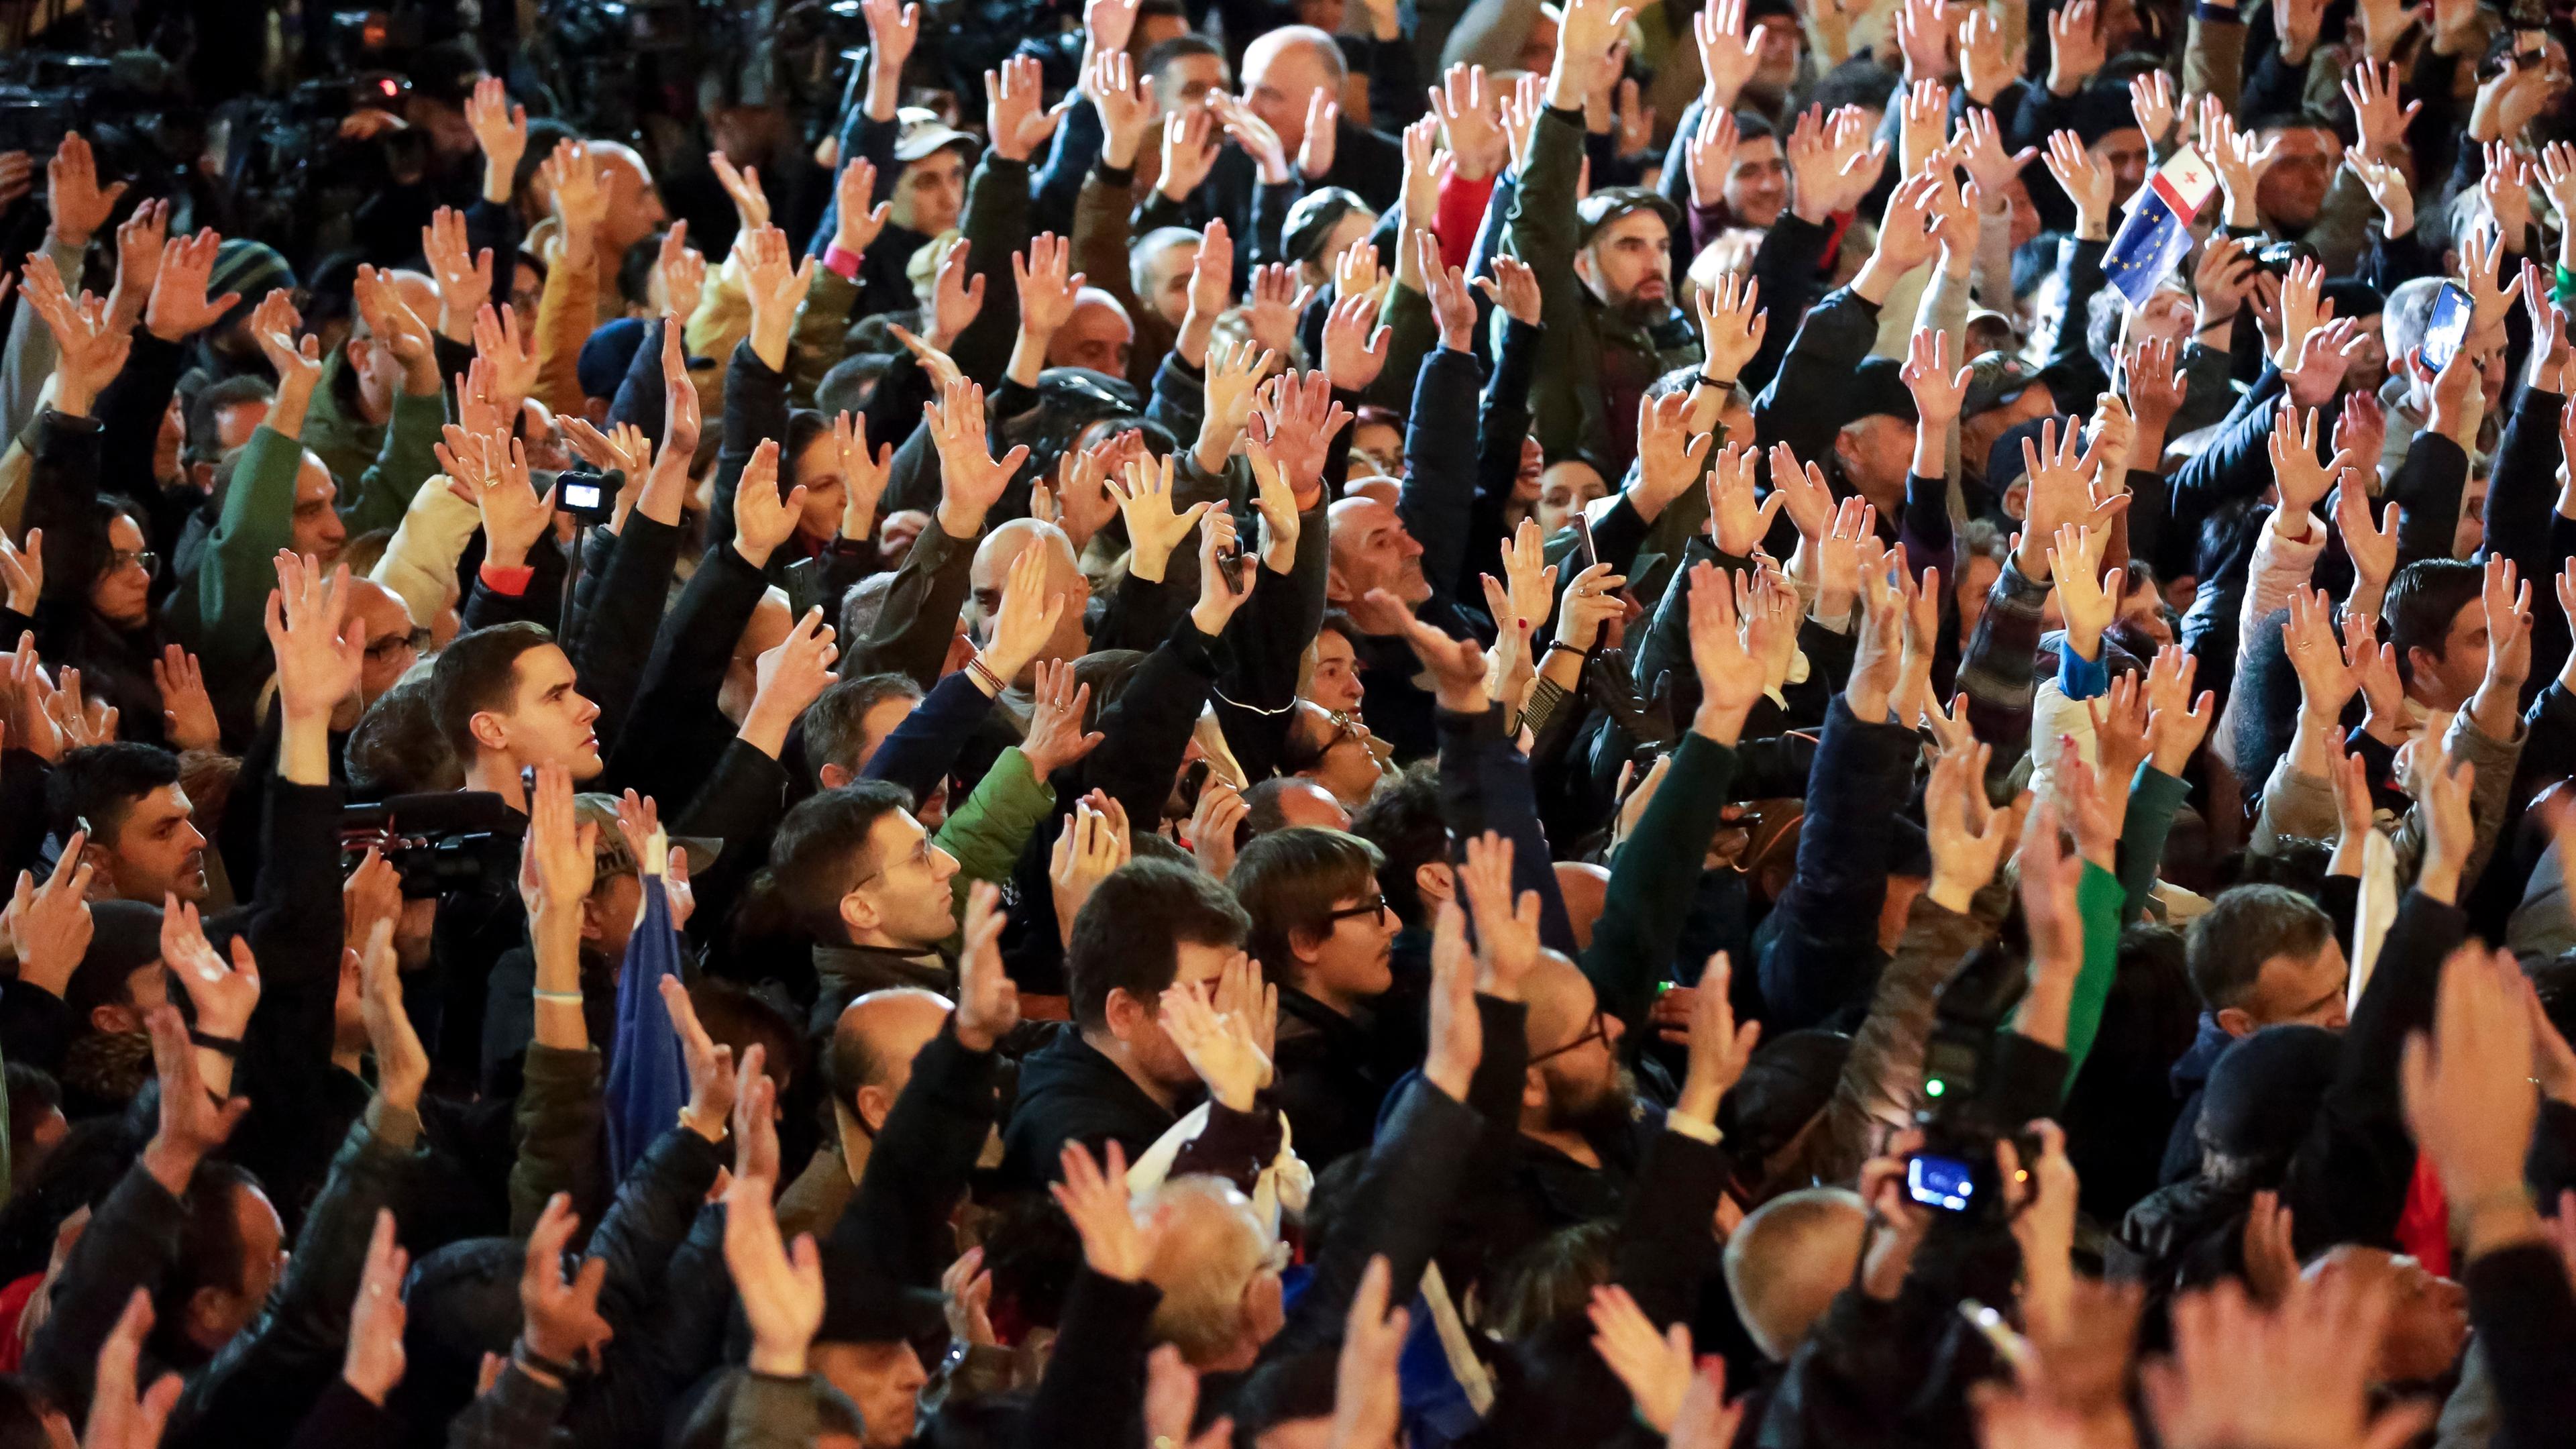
[343,791,520,899]
[1216,543,1250,596]
[556,470,614,525]
[1571,511,1598,571]
[2249,238,2316,280]
[1907,939,2043,1218]
[2421,281,2474,372]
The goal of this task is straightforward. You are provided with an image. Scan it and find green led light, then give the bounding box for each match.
[1925,1079,1947,1097]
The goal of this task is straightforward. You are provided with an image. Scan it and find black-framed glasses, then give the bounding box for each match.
[1322,894,1389,926]
[1528,1008,1609,1067]
[365,628,433,661]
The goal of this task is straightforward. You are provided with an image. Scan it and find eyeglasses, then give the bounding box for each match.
[364,628,433,661]
[1322,894,1389,926]
[1528,1008,1610,1067]
[109,549,158,574]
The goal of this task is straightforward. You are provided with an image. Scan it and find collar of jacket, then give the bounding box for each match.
[1585,292,1701,357]
[814,943,954,998]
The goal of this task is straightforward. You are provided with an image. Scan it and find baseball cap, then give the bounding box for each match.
[1962,350,2041,418]
[1576,187,1684,247]
[893,107,979,164]
[1843,356,1917,426]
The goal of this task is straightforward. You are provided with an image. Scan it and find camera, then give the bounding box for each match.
[1907,939,2043,1218]
[556,470,615,525]
[343,791,521,899]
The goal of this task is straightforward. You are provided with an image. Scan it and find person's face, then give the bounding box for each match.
[2257,127,2337,233]
[1301,889,1395,1006]
[2225,938,2350,1034]
[1049,297,1134,376]
[1311,732,1384,807]
[1316,211,1377,283]
[1244,40,1334,152]
[90,514,152,628]
[584,871,645,961]
[1328,499,1430,606]
[211,398,270,453]
[1530,969,1629,1123]
[291,453,346,564]
[2344,313,2387,391]
[1142,239,1199,329]
[1295,0,1347,32]
[1578,212,1673,319]
[1307,631,1364,712]
[1749,17,1802,93]
[2000,174,2043,250]
[893,150,967,235]
[1513,435,1544,501]
[1725,137,1789,228]
[2411,596,2491,707]
[792,430,847,541]
[353,585,422,704]
[1129,939,1236,1087]
[155,394,184,479]
[592,144,667,254]
[1832,415,1914,506]
[2116,577,2174,649]
[2090,128,2151,207]
[2133,290,2194,348]
[2453,473,2487,561]
[1960,388,2056,485]
[1154,55,1231,115]
[1536,461,1608,536]
[195,1182,286,1349]
[1955,553,2001,641]
[478,643,604,778]
[843,810,961,949]
[409,96,479,159]
[2371,1254,2469,1383]
[810,1341,928,1448]
[511,260,542,323]
[101,785,209,905]
[1351,420,1403,477]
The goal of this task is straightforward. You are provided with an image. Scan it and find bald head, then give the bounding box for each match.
[1140,1175,1275,1366]
[830,987,954,1130]
[1723,1187,1866,1360]
[1242,26,1346,154]
[1049,288,1134,376]
[1552,861,1609,952]
[971,518,1089,674]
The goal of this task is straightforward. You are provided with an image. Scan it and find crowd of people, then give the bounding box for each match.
[0,0,2572,1442]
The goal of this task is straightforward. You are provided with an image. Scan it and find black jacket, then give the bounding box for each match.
[997,1026,1189,1190]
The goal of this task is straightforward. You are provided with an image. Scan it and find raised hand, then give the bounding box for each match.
[1432,63,1509,180]
[1902,327,1972,425]
[83,1289,182,1449]
[1162,976,1272,1111]
[986,54,1065,164]
[6,839,93,998]
[1331,1256,1411,1449]
[1051,1140,1150,1281]
[925,376,1028,538]
[1246,370,1351,506]
[265,550,365,724]
[1196,337,1273,472]
[541,138,608,256]
[1686,561,1767,739]
[522,1194,614,1375]
[140,1003,249,1195]
[740,225,818,370]
[143,227,239,345]
[160,896,259,1047]
[465,76,529,199]
[1322,290,1392,392]
[709,150,772,233]
[1704,443,1785,555]
[419,209,493,342]
[2145,644,2215,775]
[1189,504,1257,637]
[470,301,538,417]
[1160,107,1223,203]
[2042,127,2112,237]
[343,1210,409,1405]
[1457,830,1541,1000]
[44,131,125,249]
[1110,452,1214,584]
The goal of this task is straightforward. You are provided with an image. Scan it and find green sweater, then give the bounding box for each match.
[1585,730,1737,1030]
[932,744,1056,953]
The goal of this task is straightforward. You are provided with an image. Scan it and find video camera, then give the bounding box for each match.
[1906,938,2045,1220]
[342,791,521,900]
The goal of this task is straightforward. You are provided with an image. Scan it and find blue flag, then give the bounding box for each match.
[2102,146,2218,309]
[604,866,690,1180]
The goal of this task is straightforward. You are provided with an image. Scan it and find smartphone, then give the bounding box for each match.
[1905,1153,1979,1213]
[557,474,614,523]
[1217,545,1250,596]
[2420,280,2474,372]
[1570,511,1598,571]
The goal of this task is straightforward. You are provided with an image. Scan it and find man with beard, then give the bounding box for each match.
[1503,0,1704,477]
[1455,949,1660,1271]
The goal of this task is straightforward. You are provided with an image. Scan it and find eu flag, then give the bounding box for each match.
[604,843,690,1180]
[2103,146,2219,309]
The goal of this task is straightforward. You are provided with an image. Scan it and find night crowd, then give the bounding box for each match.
[0,0,2573,1444]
